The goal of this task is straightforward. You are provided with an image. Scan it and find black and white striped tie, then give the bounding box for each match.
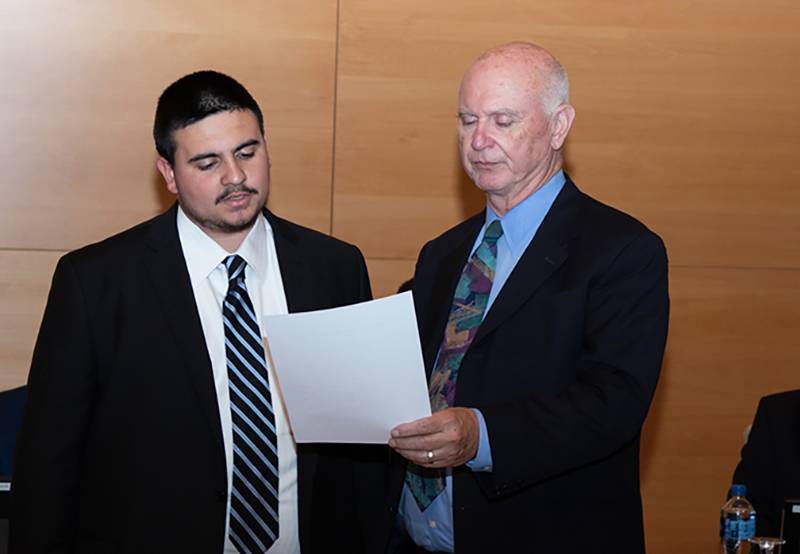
[223,255,279,553]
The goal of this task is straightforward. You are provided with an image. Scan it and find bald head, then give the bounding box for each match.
[463,41,569,116]
[456,41,576,215]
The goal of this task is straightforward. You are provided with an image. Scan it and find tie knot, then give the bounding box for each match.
[224,254,247,284]
[483,219,504,246]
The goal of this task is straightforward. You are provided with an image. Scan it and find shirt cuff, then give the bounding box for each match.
[466,408,493,472]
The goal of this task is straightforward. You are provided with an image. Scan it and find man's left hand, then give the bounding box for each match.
[388,407,479,468]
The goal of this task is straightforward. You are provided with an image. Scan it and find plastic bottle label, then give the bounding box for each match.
[721,517,755,540]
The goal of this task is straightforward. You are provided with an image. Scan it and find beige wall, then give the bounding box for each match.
[2,0,799,551]
[0,0,338,388]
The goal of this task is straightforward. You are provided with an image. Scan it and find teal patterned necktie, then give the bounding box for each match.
[405,219,504,511]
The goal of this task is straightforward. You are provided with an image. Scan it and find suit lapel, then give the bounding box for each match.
[265,210,317,314]
[473,179,582,345]
[142,205,226,465]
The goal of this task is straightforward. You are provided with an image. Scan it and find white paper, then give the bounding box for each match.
[261,291,431,443]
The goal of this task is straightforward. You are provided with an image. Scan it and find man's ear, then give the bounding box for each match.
[550,103,576,151]
[156,156,178,195]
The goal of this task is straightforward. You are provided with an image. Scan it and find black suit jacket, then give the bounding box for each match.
[10,205,371,553]
[354,177,669,553]
[732,390,800,537]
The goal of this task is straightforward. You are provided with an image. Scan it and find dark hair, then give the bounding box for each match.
[153,70,265,164]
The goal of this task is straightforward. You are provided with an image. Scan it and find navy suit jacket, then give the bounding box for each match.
[353,177,669,553]
[10,205,371,553]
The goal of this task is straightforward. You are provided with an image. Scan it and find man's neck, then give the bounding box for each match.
[208,228,250,253]
[487,159,563,217]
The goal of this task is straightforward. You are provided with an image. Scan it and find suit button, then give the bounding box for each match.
[216,490,227,503]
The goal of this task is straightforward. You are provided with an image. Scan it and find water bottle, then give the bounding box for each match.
[720,484,756,553]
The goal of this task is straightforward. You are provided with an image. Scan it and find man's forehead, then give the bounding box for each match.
[459,65,536,111]
[173,110,262,151]
[466,55,540,87]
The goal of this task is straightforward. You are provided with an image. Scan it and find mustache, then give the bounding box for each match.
[215,184,258,204]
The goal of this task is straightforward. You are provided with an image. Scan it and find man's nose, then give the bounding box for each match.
[222,158,246,185]
[471,121,493,150]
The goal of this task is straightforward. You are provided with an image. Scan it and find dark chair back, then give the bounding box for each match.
[0,385,26,554]
[0,386,27,478]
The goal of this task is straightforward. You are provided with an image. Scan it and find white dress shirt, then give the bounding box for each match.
[177,207,300,554]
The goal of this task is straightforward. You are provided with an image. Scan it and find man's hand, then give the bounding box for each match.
[388,407,479,468]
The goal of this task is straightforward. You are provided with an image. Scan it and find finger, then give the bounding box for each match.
[393,448,431,465]
[394,446,455,467]
[390,415,440,438]
[389,432,446,451]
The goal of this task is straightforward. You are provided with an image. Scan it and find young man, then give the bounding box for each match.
[11,71,371,553]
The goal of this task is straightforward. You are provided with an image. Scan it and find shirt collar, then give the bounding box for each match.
[176,206,270,285]
[485,170,566,255]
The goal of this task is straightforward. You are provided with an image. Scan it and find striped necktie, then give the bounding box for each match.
[405,219,504,511]
[223,255,279,553]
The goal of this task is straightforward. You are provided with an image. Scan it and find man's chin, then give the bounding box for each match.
[218,212,261,233]
[473,178,508,194]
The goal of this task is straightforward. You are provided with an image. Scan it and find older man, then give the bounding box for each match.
[352,42,669,553]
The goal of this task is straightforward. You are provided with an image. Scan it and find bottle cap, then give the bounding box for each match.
[731,484,747,497]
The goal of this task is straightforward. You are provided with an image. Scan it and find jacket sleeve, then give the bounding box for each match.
[10,255,97,553]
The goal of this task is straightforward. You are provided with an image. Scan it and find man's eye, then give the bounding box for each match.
[238,150,255,159]
[495,117,513,128]
[197,161,217,171]
[460,117,477,126]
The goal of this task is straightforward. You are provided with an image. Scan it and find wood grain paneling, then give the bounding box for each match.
[333,0,800,268]
[643,266,800,552]
[364,258,416,299]
[0,0,338,251]
[0,250,63,391]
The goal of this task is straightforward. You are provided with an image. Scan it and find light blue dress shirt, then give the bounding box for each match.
[398,171,566,552]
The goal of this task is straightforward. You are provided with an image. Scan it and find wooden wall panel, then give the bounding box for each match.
[364,258,416,299]
[642,266,800,552]
[333,0,800,269]
[0,251,63,391]
[0,1,338,387]
[0,0,338,251]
